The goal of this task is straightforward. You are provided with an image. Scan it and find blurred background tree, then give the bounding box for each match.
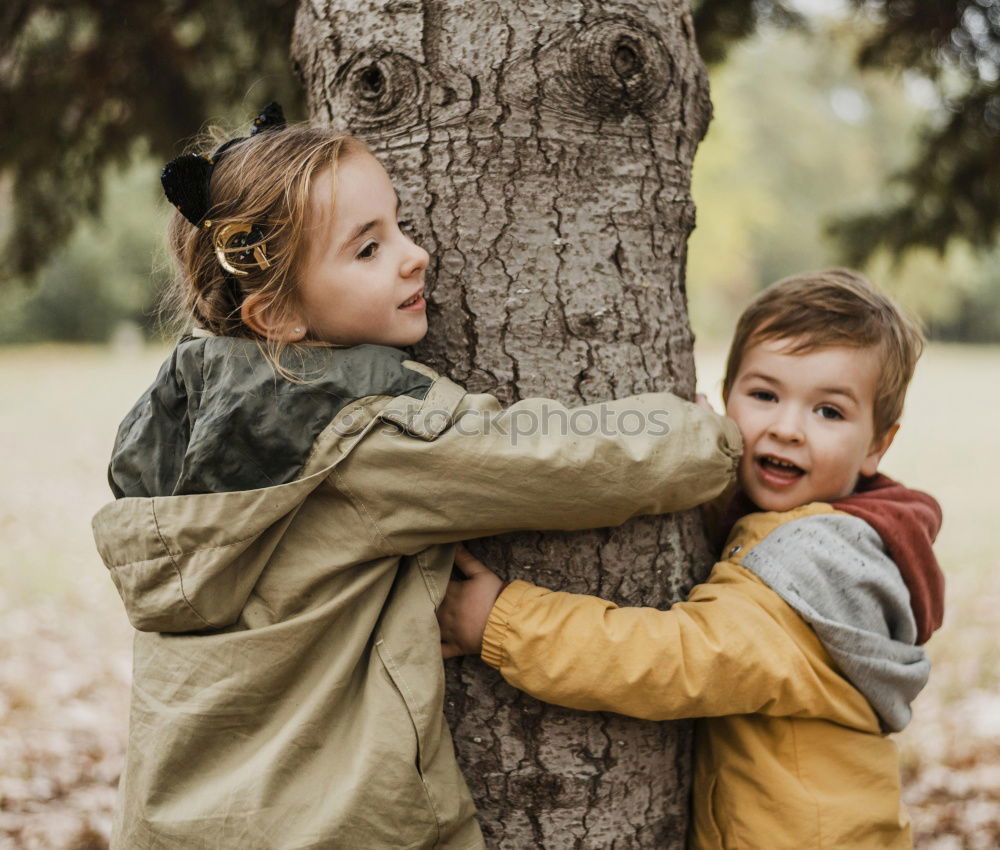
[0,0,301,341]
[693,0,1000,261]
[1,0,997,343]
[0,0,302,279]
[686,2,1000,342]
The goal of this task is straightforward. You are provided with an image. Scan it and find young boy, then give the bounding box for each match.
[437,269,944,849]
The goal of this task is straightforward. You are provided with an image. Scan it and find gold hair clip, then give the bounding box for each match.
[213,223,271,276]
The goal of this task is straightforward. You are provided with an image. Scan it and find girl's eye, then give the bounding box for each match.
[817,405,843,421]
[750,390,776,402]
[357,241,378,260]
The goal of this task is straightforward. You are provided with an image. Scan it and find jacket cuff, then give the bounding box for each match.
[481,580,542,670]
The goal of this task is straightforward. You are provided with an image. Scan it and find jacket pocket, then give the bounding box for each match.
[375,637,429,782]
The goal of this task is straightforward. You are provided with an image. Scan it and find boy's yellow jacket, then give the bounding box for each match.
[482,501,940,850]
[91,336,741,850]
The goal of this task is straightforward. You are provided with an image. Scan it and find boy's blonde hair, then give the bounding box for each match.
[722,269,925,436]
[164,125,368,363]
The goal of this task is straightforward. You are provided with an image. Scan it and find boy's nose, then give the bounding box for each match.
[768,411,804,444]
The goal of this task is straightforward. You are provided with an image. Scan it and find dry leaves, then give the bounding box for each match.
[2,587,998,848]
[1,344,997,848]
[0,584,129,850]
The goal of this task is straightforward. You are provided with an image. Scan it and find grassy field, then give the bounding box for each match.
[0,342,998,848]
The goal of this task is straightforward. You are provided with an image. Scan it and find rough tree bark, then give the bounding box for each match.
[293,2,712,846]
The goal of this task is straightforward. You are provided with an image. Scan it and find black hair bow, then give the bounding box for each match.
[161,102,286,228]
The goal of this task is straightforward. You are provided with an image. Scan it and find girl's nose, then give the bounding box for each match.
[401,238,429,277]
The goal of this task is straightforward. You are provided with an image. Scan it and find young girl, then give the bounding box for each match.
[92,104,742,850]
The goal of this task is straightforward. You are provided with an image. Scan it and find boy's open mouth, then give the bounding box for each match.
[756,454,805,484]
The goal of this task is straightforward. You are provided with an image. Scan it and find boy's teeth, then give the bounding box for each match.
[762,456,802,471]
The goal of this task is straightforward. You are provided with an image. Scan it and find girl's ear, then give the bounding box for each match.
[861,422,900,477]
[240,292,307,342]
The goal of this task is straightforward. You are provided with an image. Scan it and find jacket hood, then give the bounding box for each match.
[718,474,944,645]
[94,336,434,633]
[92,472,327,632]
[733,503,933,732]
[832,474,944,645]
[108,336,431,499]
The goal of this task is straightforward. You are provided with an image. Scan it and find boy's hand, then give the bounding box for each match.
[438,544,504,659]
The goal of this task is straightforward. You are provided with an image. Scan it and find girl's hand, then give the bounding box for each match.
[695,393,716,413]
[438,544,504,659]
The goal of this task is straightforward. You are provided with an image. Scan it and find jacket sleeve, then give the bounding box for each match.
[479,562,879,726]
[333,374,742,553]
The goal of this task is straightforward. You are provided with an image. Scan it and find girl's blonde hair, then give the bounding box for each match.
[164,124,368,365]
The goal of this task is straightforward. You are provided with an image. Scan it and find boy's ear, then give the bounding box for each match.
[240,292,307,342]
[861,422,899,477]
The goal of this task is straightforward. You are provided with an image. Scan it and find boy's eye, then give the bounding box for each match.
[357,241,378,259]
[749,390,776,402]
[817,405,843,421]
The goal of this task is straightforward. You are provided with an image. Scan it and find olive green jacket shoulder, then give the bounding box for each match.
[92,336,741,850]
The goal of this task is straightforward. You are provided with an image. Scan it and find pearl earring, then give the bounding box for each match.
[294,327,303,334]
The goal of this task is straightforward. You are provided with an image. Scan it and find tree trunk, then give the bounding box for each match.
[293,2,712,846]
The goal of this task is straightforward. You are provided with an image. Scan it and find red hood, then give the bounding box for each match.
[832,474,943,645]
[716,474,944,645]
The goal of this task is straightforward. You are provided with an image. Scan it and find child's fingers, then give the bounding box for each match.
[441,640,464,659]
[453,544,490,578]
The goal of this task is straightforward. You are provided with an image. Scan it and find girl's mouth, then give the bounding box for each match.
[755,455,805,488]
[398,291,425,310]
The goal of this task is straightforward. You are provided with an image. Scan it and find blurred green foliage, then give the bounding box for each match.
[693,0,804,65]
[0,160,170,343]
[692,0,1000,263]
[1,1,998,344]
[686,18,1000,343]
[0,0,302,281]
[830,0,1000,264]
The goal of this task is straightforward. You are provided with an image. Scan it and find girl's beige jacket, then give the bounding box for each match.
[92,337,741,849]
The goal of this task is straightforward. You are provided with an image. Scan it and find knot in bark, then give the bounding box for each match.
[564,19,674,119]
[331,49,426,132]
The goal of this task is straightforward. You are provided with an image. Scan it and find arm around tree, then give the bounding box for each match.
[334,373,743,554]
